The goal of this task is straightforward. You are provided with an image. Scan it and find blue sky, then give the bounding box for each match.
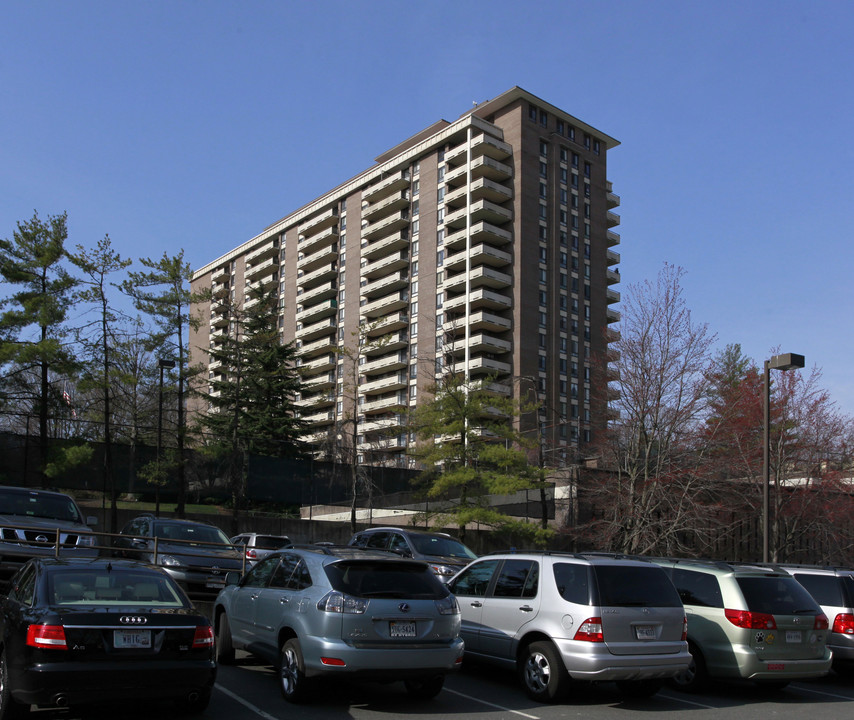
[2,1,853,415]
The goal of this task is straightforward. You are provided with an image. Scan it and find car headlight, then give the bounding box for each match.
[77,535,96,547]
[430,564,457,577]
[158,554,187,568]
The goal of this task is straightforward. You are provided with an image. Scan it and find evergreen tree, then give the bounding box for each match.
[0,211,78,485]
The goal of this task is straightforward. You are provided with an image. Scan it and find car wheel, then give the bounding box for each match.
[404,674,444,699]
[668,641,708,693]
[616,679,663,698]
[175,688,211,715]
[0,648,27,719]
[519,640,569,703]
[215,613,235,665]
[279,638,311,703]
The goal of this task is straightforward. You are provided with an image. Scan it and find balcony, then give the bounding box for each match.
[361,290,408,319]
[362,169,410,204]
[297,334,337,359]
[211,282,229,299]
[451,333,511,355]
[361,351,408,377]
[295,317,337,342]
[297,280,337,305]
[361,229,409,262]
[452,356,512,376]
[444,287,511,313]
[445,199,512,230]
[606,249,620,266]
[361,371,408,396]
[361,393,407,415]
[606,191,621,209]
[606,230,620,247]
[298,353,336,375]
[360,271,408,300]
[361,250,409,280]
[302,409,335,427]
[361,210,410,241]
[606,288,621,304]
[295,298,337,324]
[445,133,512,166]
[443,266,511,294]
[445,155,512,186]
[302,371,336,391]
[245,255,277,281]
[444,244,512,274]
[297,207,338,237]
[244,275,276,296]
[606,268,620,285]
[359,415,405,435]
[295,392,335,409]
[297,244,338,273]
[445,221,512,251]
[444,177,512,209]
[211,266,228,284]
[364,312,409,337]
[299,224,338,256]
[444,310,511,335]
[606,211,620,228]
[363,330,408,356]
[357,434,406,452]
[297,263,338,290]
[361,191,410,223]
[245,239,279,266]
[607,308,621,324]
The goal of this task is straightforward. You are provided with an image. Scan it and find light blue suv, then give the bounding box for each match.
[213,545,463,703]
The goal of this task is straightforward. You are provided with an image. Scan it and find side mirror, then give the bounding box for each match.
[86,516,98,527]
[225,571,241,586]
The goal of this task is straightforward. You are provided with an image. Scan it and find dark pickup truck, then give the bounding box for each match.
[0,486,99,583]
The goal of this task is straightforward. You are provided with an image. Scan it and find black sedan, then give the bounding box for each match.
[0,557,216,717]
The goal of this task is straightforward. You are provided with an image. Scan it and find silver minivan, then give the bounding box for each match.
[447,551,690,702]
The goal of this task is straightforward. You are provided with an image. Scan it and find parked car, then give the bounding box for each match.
[446,551,690,702]
[653,559,832,691]
[348,527,477,582]
[775,564,854,674]
[213,545,464,703]
[0,486,98,585]
[115,515,243,600]
[230,532,291,568]
[0,557,216,716]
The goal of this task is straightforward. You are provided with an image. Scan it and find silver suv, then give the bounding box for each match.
[776,564,854,674]
[230,532,291,567]
[349,527,477,582]
[213,545,464,703]
[447,551,690,702]
[653,559,832,691]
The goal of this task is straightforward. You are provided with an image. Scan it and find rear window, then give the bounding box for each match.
[408,534,477,560]
[736,576,821,615]
[593,565,682,608]
[792,574,845,607]
[553,562,591,605]
[49,568,187,608]
[254,536,290,550]
[325,560,448,599]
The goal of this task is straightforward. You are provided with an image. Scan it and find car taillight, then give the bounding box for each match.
[246,549,257,559]
[192,626,215,649]
[832,613,854,634]
[316,590,367,614]
[574,617,604,642]
[682,614,688,641]
[814,613,829,630]
[26,624,68,650]
[724,609,776,629]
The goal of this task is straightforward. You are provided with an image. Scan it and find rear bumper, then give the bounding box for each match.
[11,659,216,707]
[302,636,465,679]
[553,639,692,681]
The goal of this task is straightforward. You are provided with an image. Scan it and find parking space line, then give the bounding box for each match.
[794,686,854,701]
[215,683,280,719]
[657,692,717,709]
[444,688,540,719]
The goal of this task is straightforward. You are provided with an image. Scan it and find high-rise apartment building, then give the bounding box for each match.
[190,87,621,469]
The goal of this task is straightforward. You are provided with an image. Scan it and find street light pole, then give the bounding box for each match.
[156,358,176,516]
[762,352,805,563]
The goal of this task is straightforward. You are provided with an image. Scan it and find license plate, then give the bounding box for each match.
[786,630,802,643]
[206,577,225,589]
[635,625,656,640]
[114,629,151,649]
[389,621,416,638]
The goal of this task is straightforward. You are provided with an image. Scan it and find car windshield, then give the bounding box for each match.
[593,565,683,607]
[254,536,290,550]
[0,488,82,523]
[737,576,822,615]
[325,560,448,599]
[49,566,188,608]
[408,534,477,560]
[153,522,231,546]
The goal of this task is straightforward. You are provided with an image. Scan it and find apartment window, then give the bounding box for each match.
[339,309,345,321]
[539,182,548,199]
[412,179,419,196]
[413,160,420,175]
[584,203,590,219]
[584,134,591,150]
[560,337,567,352]
[559,147,568,163]
[584,284,591,300]
[412,218,419,235]
[539,204,548,220]
[412,239,419,255]
[410,301,418,316]
[539,312,547,327]
[585,223,591,238]
[339,289,345,301]
[410,322,418,337]
[340,251,346,266]
[560,188,567,204]
[559,358,567,374]
[437,208,445,224]
[540,110,548,127]
[436,292,443,308]
[559,231,567,245]
[436,312,443,326]
[559,380,567,395]
[539,290,547,306]
[537,355,546,371]
[411,279,418,295]
[559,272,567,288]
[412,260,418,275]
[529,104,538,122]
[412,199,419,216]
[539,161,548,178]
[539,140,548,157]
[410,385,417,399]
[437,166,445,181]
[559,295,567,310]
[556,120,565,135]
[539,225,548,240]
[570,174,578,188]
[436,250,444,267]
[559,252,567,267]
[436,228,444,245]
[584,182,591,197]
[560,167,568,184]
[584,242,591,258]
[560,209,567,226]
[571,215,579,229]
[539,246,548,262]
[539,268,547,284]
[539,377,546,392]
[410,363,417,378]
[560,316,567,331]
[583,162,591,177]
[539,334,546,349]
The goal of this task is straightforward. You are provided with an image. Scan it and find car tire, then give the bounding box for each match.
[0,648,27,719]
[279,638,311,703]
[519,640,569,703]
[616,679,663,698]
[668,641,708,693]
[215,613,235,665]
[175,688,211,715]
[404,674,444,699]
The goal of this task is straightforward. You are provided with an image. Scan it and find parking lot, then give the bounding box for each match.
[28,650,854,720]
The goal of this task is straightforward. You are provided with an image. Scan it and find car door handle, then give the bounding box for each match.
[519,605,534,612]
[470,601,483,608]
[280,596,289,604]
[250,592,259,600]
